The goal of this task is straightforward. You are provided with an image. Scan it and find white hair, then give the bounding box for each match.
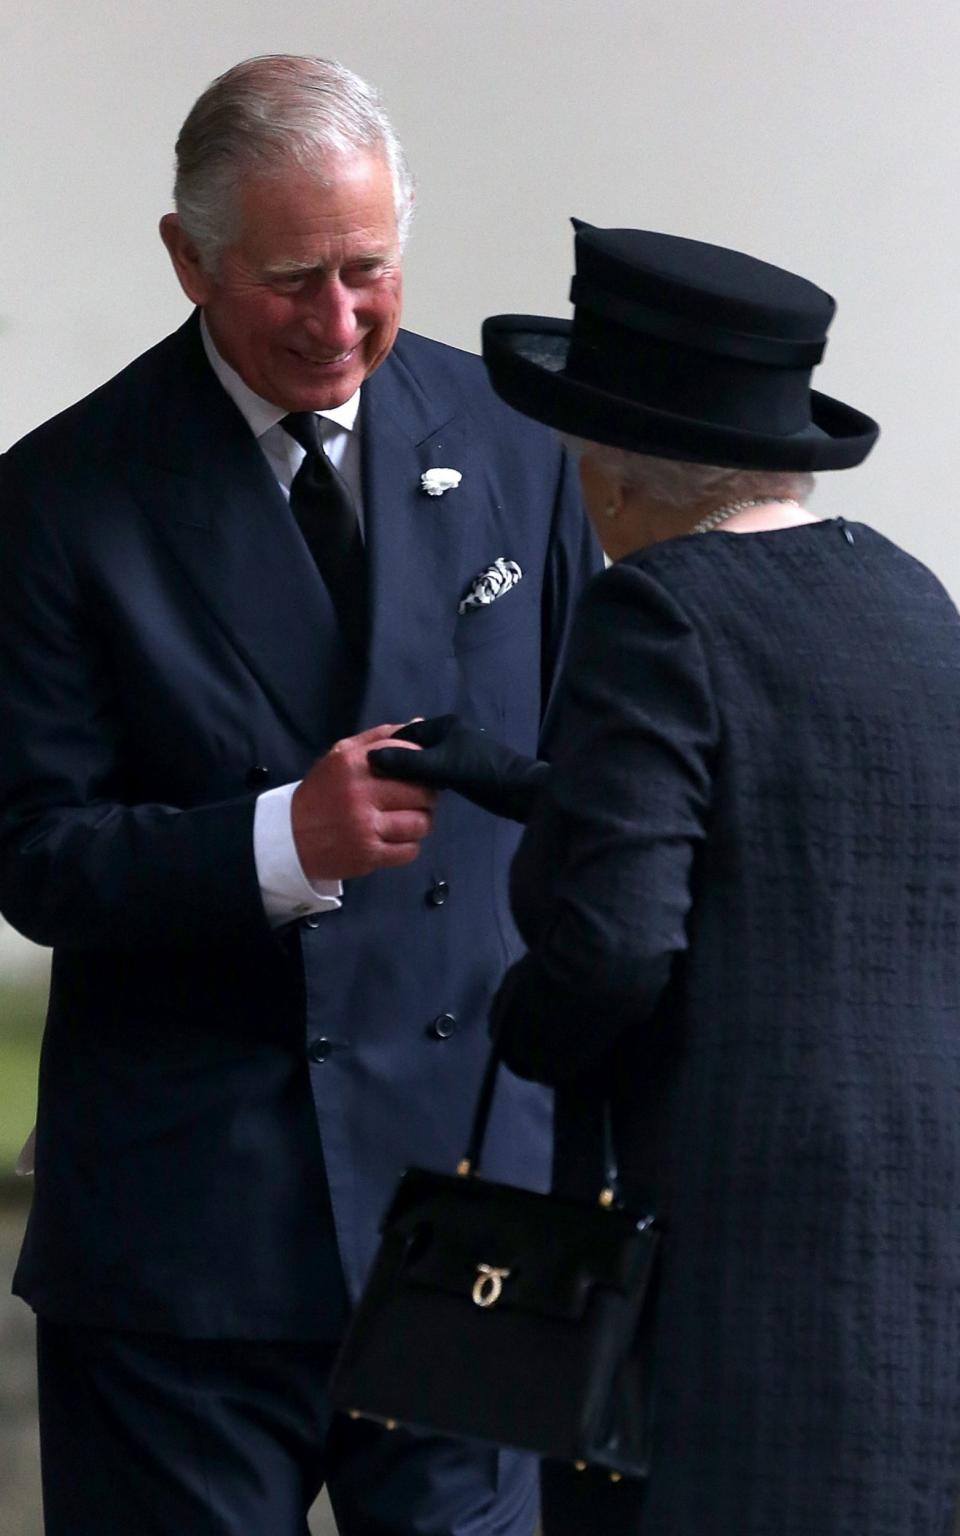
[560,435,815,510]
[173,55,415,270]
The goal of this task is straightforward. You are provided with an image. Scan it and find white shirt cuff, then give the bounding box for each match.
[254,782,343,927]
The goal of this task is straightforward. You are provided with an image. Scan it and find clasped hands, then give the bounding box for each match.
[291,716,547,881]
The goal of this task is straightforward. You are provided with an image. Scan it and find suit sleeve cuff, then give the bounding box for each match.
[253,782,343,927]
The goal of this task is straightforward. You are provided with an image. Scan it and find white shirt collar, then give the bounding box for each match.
[199,313,361,437]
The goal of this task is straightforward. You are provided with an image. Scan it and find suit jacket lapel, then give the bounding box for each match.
[132,317,349,749]
[358,342,473,728]
[130,321,500,748]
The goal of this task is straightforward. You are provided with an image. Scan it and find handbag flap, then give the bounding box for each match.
[381,1167,656,1322]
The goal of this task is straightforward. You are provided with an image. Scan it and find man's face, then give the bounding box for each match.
[162,151,403,411]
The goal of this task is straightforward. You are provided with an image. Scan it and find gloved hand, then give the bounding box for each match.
[368,715,550,823]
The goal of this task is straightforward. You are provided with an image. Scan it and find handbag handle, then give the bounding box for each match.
[458,1044,622,1207]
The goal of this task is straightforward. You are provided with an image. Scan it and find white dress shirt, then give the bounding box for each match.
[200,318,362,927]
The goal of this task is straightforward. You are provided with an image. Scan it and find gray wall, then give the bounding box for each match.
[2,0,958,586]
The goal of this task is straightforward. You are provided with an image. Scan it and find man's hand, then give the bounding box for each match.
[292,723,436,881]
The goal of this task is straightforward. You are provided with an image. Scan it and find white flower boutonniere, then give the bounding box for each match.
[421,467,462,497]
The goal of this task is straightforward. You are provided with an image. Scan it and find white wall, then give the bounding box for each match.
[0,921,50,979]
[2,0,958,592]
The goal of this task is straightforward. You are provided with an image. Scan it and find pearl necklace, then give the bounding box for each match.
[689,497,802,535]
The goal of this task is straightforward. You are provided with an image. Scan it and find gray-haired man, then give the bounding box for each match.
[0,54,597,1536]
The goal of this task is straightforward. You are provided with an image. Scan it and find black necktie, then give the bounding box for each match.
[281,412,367,655]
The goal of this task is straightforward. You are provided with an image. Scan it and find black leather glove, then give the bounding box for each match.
[368,715,550,823]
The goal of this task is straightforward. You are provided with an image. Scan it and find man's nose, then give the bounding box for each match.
[302,278,358,351]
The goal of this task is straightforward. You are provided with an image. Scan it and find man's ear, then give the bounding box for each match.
[159,213,215,306]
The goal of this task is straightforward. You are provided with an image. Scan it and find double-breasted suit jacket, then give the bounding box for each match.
[0,314,597,1337]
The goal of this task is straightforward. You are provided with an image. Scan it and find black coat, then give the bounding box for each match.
[0,315,598,1337]
[494,520,960,1535]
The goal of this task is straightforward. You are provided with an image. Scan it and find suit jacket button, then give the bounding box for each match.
[308,1037,332,1063]
[303,913,323,930]
[426,880,449,908]
[246,764,271,788]
[430,1013,457,1040]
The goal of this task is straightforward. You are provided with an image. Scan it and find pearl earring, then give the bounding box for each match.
[604,502,619,520]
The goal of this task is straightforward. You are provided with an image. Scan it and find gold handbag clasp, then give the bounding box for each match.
[472,1263,511,1308]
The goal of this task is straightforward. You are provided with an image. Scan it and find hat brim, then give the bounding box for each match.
[482,316,879,472]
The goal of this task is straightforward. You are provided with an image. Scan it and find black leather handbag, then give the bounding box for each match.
[328,1048,659,1479]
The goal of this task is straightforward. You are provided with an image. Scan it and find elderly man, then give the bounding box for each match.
[0,56,597,1536]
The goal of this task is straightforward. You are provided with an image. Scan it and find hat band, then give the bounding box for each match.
[569,276,826,368]
[567,315,814,434]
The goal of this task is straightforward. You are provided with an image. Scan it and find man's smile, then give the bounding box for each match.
[287,346,358,368]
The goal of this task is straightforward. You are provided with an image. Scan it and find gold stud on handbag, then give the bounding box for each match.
[328,1044,659,1479]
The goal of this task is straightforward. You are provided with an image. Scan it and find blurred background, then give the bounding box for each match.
[2,0,959,1530]
[0,927,47,1536]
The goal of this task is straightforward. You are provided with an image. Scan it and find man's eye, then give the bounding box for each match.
[345,262,387,284]
[268,274,306,293]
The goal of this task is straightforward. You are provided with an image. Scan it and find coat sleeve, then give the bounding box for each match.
[491,559,718,1084]
[0,458,271,951]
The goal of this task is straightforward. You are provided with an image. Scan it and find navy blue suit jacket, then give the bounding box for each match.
[0,314,597,1336]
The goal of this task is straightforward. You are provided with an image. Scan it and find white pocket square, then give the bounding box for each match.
[458,558,523,615]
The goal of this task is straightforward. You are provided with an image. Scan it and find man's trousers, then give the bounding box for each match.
[36,1320,538,1536]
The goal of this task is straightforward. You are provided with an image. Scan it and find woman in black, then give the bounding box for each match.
[372,227,960,1535]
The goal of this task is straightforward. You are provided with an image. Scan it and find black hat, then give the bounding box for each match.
[482,224,879,471]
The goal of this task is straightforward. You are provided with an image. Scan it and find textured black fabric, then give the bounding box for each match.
[494,519,960,1535]
[282,411,367,655]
